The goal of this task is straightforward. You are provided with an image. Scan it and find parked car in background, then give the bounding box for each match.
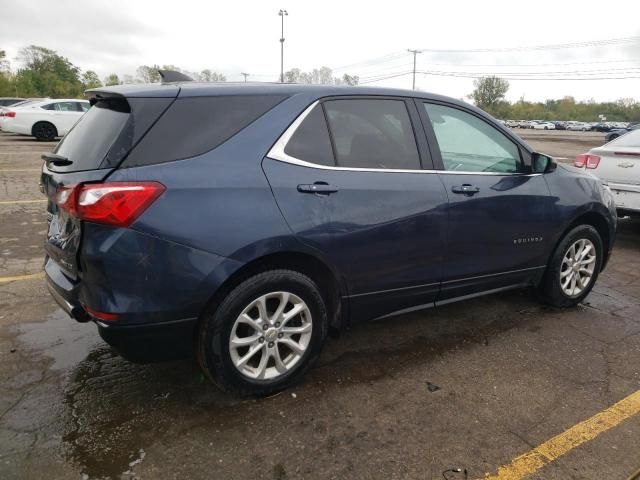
[554,121,567,130]
[575,129,640,216]
[532,121,556,130]
[605,123,640,142]
[0,99,90,140]
[567,122,591,131]
[0,97,24,107]
[517,120,530,128]
[43,81,616,395]
[592,123,613,133]
[505,120,519,128]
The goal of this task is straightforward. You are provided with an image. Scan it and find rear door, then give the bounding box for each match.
[41,94,175,277]
[418,101,554,300]
[263,97,448,320]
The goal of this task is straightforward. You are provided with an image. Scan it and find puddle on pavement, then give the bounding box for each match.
[15,310,101,371]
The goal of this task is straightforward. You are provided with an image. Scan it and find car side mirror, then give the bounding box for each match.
[532,153,557,174]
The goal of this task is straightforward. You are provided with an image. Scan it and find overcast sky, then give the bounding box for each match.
[2,0,639,102]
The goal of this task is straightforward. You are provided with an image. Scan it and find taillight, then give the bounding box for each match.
[84,306,120,321]
[574,154,601,169]
[56,182,165,227]
[3,111,15,118]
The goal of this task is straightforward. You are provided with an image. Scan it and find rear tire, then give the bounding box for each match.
[538,225,603,307]
[198,270,328,396]
[32,121,57,141]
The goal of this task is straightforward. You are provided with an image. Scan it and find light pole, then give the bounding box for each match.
[407,49,423,90]
[279,9,288,83]
[241,72,250,82]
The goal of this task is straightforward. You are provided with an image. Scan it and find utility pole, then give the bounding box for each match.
[241,72,250,82]
[407,49,423,90]
[279,9,288,83]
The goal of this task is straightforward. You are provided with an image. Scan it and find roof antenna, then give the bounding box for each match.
[158,70,194,84]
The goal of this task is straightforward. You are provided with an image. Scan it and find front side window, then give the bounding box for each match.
[323,99,421,169]
[424,103,523,173]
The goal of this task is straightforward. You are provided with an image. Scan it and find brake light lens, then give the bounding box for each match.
[84,306,120,321]
[574,154,601,169]
[3,111,16,118]
[56,182,165,227]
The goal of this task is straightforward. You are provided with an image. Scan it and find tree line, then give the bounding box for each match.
[1,46,638,122]
[0,46,230,98]
[0,45,359,99]
[470,76,640,122]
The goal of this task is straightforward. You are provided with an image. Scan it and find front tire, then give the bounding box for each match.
[538,225,602,307]
[198,270,328,396]
[32,121,58,141]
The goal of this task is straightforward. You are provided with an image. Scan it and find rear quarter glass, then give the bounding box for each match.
[122,94,288,167]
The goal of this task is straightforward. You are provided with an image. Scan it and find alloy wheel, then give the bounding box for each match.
[560,238,597,297]
[229,291,312,380]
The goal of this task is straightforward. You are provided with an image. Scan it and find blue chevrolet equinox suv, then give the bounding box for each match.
[42,80,616,395]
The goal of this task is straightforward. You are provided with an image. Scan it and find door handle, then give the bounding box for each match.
[297,183,339,195]
[451,184,480,196]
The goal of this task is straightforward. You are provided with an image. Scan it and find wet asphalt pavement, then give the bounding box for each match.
[0,131,638,479]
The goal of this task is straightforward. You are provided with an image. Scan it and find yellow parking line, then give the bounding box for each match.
[0,199,46,205]
[0,272,45,284]
[484,390,640,479]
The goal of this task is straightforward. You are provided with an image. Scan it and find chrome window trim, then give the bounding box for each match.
[266,100,542,177]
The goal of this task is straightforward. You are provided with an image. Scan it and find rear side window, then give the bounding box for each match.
[52,98,130,172]
[124,95,287,167]
[323,99,420,169]
[284,105,335,166]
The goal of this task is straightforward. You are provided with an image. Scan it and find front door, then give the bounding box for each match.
[419,101,554,301]
[263,97,448,320]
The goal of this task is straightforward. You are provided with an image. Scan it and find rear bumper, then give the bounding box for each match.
[609,182,640,213]
[96,317,198,363]
[46,268,198,363]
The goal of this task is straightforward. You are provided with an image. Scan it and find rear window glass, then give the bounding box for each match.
[52,99,129,172]
[124,95,287,167]
[284,105,335,166]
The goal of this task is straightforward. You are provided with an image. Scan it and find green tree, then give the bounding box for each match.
[136,64,161,83]
[104,73,120,86]
[82,70,102,89]
[15,45,83,97]
[470,76,509,115]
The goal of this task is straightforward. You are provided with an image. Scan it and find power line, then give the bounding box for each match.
[415,35,640,53]
[359,70,640,84]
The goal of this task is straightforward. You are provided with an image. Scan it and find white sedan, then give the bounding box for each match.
[532,121,556,130]
[0,99,90,141]
[575,129,640,215]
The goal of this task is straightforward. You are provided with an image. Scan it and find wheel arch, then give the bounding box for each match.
[551,210,612,272]
[199,251,346,336]
[31,120,58,139]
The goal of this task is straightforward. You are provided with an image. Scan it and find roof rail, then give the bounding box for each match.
[158,70,194,84]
